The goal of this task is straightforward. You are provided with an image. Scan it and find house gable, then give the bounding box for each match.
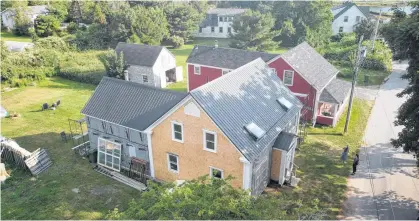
[187,63,223,91]
[150,98,244,188]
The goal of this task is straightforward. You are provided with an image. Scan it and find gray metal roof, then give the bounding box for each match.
[186,45,278,70]
[115,42,165,67]
[207,8,247,16]
[191,58,302,161]
[332,3,369,20]
[320,78,352,104]
[81,77,187,131]
[273,132,297,152]
[280,42,339,91]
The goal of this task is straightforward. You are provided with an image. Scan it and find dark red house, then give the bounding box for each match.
[186,42,351,127]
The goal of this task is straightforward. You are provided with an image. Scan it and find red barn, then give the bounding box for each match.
[186,42,351,127]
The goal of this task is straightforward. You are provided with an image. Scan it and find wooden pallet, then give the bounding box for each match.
[25,149,52,175]
[94,166,147,191]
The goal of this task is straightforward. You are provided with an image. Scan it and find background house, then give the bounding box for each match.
[193,8,247,38]
[147,58,302,195]
[115,42,183,88]
[1,5,48,30]
[331,3,369,34]
[81,77,187,180]
[186,44,278,91]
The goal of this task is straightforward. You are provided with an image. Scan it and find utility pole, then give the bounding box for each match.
[344,35,367,134]
[371,9,382,52]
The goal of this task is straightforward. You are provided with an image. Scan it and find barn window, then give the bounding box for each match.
[344,16,348,22]
[356,16,361,22]
[211,27,215,33]
[339,27,344,33]
[219,27,223,33]
[194,66,201,75]
[97,137,121,171]
[210,167,223,179]
[283,70,294,86]
[142,75,148,83]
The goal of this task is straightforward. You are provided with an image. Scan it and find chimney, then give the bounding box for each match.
[124,70,129,81]
[214,40,218,48]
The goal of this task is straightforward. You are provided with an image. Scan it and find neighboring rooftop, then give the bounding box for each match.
[115,42,167,67]
[280,42,339,91]
[207,8,247,16]
[191,58,302,161]
[1,5,48,15]
[187,45,278,70]
[81,77,187,131]
[320,78,352,104]
[332,3,369,20]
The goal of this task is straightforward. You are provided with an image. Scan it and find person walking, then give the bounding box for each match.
[341,145,349,164]
[352,153,359,175]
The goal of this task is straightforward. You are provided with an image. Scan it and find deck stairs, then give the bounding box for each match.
[94,166,147,191]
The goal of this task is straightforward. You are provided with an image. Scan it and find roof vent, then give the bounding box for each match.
[277,97,293,111]
[244,122,266,141]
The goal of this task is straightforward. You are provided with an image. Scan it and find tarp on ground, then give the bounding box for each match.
[1,106,8,118]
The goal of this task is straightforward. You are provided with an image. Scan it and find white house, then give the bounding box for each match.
[193,8,247,38]
[1,5,48,30]
[331,3,369,35]
[115,42,183,89]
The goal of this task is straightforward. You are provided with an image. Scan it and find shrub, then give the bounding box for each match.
[13,7,33,36]
[169,35,184,48]
[66,22,78,34]
[34,36,69,52]
[34,15,61,37]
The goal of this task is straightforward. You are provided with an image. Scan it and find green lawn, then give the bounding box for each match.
[287,99,373,219]
[1,78,139,220]
[336,64,391,86]
[167,38,288,92]
[1,31,32,42]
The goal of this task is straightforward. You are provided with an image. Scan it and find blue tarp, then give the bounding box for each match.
[1,106,8,118]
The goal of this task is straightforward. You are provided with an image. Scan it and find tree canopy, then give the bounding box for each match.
[385,2,419,163]
[354,18,376,42]
[272,1,333,48]
[229,10,280,51]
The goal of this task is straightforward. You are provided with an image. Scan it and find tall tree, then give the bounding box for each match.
[386,2,419,164]
[229,10,279,51]
[13,6,33,36]
[272,1,333,48]
[354,18,376,42]
[100,51,129,80]
[164,3,204,42]
[34,15,61,37]
[68,0,82,23]
[131,6,169,45]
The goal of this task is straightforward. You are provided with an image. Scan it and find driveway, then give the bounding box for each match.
[342,61,419,220]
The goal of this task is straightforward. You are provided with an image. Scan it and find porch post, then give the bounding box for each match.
[240,156,252,191]
[144,130,155,178]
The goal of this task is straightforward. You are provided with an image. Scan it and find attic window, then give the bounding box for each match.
[277,97,293,111]
[244,122,266,141]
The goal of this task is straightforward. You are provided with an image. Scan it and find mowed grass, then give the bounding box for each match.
[336,64,391,86]
[1,78,140,220]
[287,99,373,219]
[1,31,32,42]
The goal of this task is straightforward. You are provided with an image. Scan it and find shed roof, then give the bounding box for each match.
[280,42,339,91]
[332,3,368,20]
[320,78,352,104]
[273,132,297,152]
[81,77,187,131]
[115,42,167,67]
[191,58,302,161]
[186,45,278,70]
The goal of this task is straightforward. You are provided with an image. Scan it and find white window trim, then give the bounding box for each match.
[194,65,201,75]
[97,137,121,172]
[142,74,148,83]
[171,121,184,143]
[209,166,224,179]
[339,26,344,32]
[283,70,294,86]
[167,153,179,173]
[203,129,217,153]
[222,69,231,75]
[270,68,277,75]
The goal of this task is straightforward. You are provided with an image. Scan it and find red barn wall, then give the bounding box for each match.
[187,64,223,91]
[268,58,317,121]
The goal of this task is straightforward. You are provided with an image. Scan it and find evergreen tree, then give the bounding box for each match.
[100,51,130,80]
[229,10,279,51]
[34,15,61,37]
[385,2,419,164]
[131,6,169,45]
[164,3,204,43]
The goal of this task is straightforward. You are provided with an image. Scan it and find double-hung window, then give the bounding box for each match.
[167,153,179,173]
[97,138,121,171]
[339,26,344,33]
[219,27,223,33]
[203,129,217,152]
[142,75,148,83]
[210,167,223,179]
[283,70,294,86]
[222,70,230,75]
[344,16,348,22]
[172,121,183,142]
[194,66,201,75]
[211,27,215,33]
[356,16,360,22]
